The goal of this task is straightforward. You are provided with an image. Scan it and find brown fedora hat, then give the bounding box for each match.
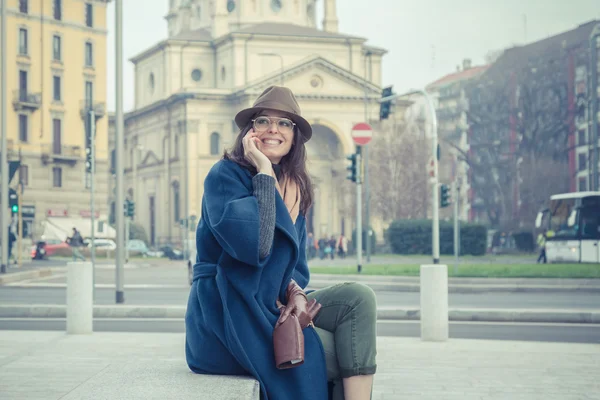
[235,86,312,142]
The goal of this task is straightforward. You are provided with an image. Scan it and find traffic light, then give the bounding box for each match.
[9,188,18,214]
[123,199,129,216]
[440,184,451,208]
[127,200,135,218]
[346,154,357,183]
[379,85,393,120]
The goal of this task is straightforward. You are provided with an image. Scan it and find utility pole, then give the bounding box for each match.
[355,146,363,273]
[590,25,600,191]
[363,52,372,263]
[1,0,9,274]
[89,109,96,269]
[453,180,460,274]
[115,0,125,303]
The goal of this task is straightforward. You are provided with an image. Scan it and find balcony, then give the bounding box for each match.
[12,90,41,111]
[41,143,81,165]
[80,100,106,120]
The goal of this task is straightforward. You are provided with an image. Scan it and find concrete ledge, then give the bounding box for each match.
[1,304,599,324]
[60,361,260,400]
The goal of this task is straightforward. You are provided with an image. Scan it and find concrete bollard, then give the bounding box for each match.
[420,264,449,342]
[66,261,94,334]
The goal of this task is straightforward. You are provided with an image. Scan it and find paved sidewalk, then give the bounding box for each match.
[0,331,598,399]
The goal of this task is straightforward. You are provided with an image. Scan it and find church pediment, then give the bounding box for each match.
[140,150,161,166]
[234,57,381,99]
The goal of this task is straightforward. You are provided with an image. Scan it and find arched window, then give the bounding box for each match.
[172,181,180,223]
[210,132,220,155]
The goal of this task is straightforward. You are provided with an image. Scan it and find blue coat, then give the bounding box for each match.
[185,159,328,400]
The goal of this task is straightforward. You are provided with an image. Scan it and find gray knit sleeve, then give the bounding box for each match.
[253,173,276,259]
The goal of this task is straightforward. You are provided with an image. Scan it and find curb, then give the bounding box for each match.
[1,305,598,324]
[2,268,600,293]
[307,280,600,294]
[0,268,57,285]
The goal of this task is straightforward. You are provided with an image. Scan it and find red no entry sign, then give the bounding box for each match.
[351,122,373,145]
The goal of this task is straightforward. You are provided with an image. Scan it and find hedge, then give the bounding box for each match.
[386,219,487,256]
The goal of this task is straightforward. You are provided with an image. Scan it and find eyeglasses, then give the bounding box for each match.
[252,116,295,134]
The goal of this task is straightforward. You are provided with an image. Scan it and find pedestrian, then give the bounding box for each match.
[537,229,547,264]
[7,227,16,264]
[337,234,348,259]
[67,227,86,261]
[185,86,377,400]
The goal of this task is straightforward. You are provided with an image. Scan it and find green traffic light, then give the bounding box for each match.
[11,205,18,213]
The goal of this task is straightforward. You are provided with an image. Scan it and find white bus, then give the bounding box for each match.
[535,191,600,263]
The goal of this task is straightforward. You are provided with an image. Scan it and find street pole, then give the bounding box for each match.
[590,25,600,191]
[17,184,22,268]
[90,110,96,269]
[183,101,189,261]
[453,180,460,274]
[363,52,371,263]
[1,0,9,274]
[115,0,125,303]
[356,146,363,273]
[380,89,440,263]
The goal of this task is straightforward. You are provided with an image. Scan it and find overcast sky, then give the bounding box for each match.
[105,0,600,112]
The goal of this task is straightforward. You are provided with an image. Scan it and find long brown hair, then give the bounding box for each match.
[223,120,313,215]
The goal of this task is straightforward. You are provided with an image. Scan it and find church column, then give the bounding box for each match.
[212,0,229,38]
[313,185,322,239]
[322,0,339,33]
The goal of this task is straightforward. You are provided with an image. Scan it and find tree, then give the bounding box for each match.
[457,51,571,228]
[368,120,430,223]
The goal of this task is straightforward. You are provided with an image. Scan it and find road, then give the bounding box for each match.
[0,318,598,344]
[0,286,598,310]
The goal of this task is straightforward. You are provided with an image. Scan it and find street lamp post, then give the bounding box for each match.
[590,24,600,191]
[1,0,9,274]
[380,88,448,342]
[258,53,284,86]
[115,0,125,303]
[380,89,440,263]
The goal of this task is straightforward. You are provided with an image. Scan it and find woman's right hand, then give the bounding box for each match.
[243,129,271,173]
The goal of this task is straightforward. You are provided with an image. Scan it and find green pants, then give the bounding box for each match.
[307,282,378,400]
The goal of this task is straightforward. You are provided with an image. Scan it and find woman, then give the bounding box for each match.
[185,86,377,400]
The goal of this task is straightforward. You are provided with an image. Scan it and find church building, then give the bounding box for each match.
[110,0,387,247]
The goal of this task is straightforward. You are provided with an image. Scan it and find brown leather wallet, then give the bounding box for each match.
[273,313,304,369]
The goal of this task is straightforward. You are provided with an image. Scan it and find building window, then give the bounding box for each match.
[173,182,180,223]
[579,153,587,171]
[210,132,220,155]
[578,129,586,146]
[18,114,28,142]
[19,28,28,55]
[19,165,29,186]
[19,0,28,13]
[110,149,116,174]
[52,167,62,188]
[52,35,61,61]
[85,42,93,67]
[579,176,587,192]
[53,76,61,101]
[53,118,62,154]
[53,0,62,20]
[85,3,93,27]
[85,81,93,106]
[174,134,179,158]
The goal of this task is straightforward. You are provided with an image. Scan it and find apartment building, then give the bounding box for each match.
[0,0,111,240]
